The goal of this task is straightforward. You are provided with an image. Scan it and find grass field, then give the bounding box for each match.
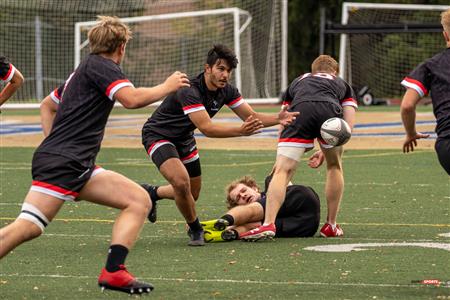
[0,146,449,299]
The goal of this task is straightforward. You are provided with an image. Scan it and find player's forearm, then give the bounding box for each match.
[0,70,24,106]
[200,124,242,138]
[400,89,420,136]
[401,106,417,136]
[252,113,279,127]
[129,84,171,108]
[0,83,20,106]
[343,106,356,131]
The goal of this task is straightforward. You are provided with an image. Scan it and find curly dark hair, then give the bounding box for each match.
[206,44,238,69]
[225,176,260,209]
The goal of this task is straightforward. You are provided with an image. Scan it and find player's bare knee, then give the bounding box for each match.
[172,177,191,196]
[130,188,151,215]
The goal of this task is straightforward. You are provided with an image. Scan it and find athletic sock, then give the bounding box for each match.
[105,244,129,272]
[188,218,203,232]
[220,214,235,226]
[329,223,337,230]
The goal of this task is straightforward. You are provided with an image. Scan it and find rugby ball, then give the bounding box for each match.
[320,117,351,146]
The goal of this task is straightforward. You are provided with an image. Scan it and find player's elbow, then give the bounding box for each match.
[120,100,140,109]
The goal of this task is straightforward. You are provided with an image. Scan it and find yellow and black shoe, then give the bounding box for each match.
[200,219,229,231]
[204,229,238,243]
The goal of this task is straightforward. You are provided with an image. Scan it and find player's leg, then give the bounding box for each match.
[240,147,305,241]
[80,170,150,248]
[79,170,154,294]
[264,152,301,224]
[203,202,264,243]
[435,137,450,175]
[320,145,345,237]
[0,191,63,258]
[158,158,204,246]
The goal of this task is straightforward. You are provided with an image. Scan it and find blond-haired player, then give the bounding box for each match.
[0,16,189,295]
[240,55,357,240]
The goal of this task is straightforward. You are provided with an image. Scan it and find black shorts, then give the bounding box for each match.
[258,185,320,237]
[435,137,450,175]
[279,101,343,148]
[31,152,105,201]
[143,133,201,178]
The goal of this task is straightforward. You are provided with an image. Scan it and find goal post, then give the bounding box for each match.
[339,2,450,102]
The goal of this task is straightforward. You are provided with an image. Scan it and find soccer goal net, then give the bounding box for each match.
[339,2,450,102]
[0,0,286,107]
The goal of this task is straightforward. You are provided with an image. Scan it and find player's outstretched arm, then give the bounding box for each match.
[115,71,190,109]
[0,65,24,106]
[189,110,263,138]
[232,102,298,127]
[400,88,430,153]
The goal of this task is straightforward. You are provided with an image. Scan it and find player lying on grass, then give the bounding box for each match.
[239,55,357,241]
[400,8,450,175]
[201,173,320,242]
[0,55,24,109]
[140,44,298,246]
[0,16,190,295]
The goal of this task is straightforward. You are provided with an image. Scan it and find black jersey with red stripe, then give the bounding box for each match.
[0,55,15,82]
[142,72,242,139]
[401,48,450,137]
[36,54,133,165]
[281,73,357,109]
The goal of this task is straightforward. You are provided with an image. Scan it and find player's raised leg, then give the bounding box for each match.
[79,170,154,294]
[319,145,345,237]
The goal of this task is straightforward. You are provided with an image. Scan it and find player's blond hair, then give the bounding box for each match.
[225,176,260,209]
[88,16,132,54]
[311,55,339,74]
[441,9,450,35]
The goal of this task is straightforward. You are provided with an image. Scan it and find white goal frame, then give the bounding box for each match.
[339,2,450,80]
[75,7,288,105]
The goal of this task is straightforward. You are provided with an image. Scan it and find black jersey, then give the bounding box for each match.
[142,72,243,139]
[281,72,357,109]
[401,48,450,138]
[0,56,15,82]
[36,54,133,166]
[259,174,320,218]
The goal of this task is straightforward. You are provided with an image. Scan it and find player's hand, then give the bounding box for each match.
[308,150,324,168]
[240,115,264,136]
[164,71,190,92]
[278,105,299,126]
[403,132,429,153]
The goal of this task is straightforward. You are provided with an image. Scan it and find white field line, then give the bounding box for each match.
[0,273,431,289]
